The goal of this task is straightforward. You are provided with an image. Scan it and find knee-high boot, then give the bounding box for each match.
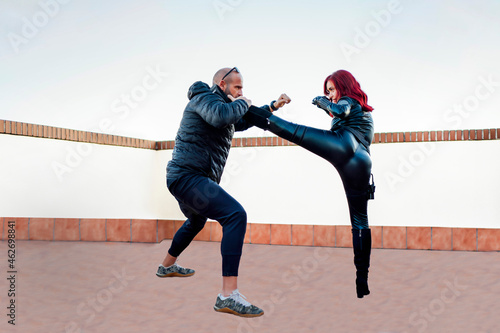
[352,228,371,298]
[244,106,307,144]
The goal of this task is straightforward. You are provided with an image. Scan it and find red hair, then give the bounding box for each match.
[323,70,373,112]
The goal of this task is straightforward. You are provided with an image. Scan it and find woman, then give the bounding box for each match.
[244,70,375,298]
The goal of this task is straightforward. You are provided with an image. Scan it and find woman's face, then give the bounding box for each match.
[326,80,338,103]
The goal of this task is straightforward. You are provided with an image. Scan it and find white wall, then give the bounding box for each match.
[0,135,175,219]
[2,134,499,229]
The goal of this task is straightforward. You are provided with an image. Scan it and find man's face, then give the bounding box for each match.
[221,73,243,98]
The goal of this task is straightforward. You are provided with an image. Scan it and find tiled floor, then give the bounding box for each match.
[0,240,499,333]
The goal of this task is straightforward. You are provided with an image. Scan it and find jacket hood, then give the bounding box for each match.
[187,81,211,100]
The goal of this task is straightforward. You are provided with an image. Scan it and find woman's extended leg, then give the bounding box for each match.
[245,106,355,165]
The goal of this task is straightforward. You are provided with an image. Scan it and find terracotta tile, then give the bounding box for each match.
[22,122,28,135]
[482,129,489,140]
[80,219,106,241]
[456,130,463,140]
[463,130,470,140]
[3,218,29,240]
[371,226,382,249]
[477,228,500,251]
[452,228,476,251]
[392,132,399,143]
[443,130,450,141]
[5,121,11,134]
[131,219,157,243]
[380,133,386,143]
[336,225,352,247]
[16,121,22,134]
[250,223,270,244]
[313,225,335,247]
[107,219,131,242]
[430,131,437,141]
[291,225,313,246]
[271,224,291,245]
[383,226,406,249]
[0,120,5,133]
[1,217,3,240]
[489,128,496,140]
[244,223,251,244]
[157,220,175,241]
[407,227,431,250]
[449,130,456,141]
[497,128,500,140]
[54,218,80,241]
[210,221,223,242]
[424,131,430,141]
[193,222,210,241]
[30,218,54,241]
[391,132,397,142]
[432,227,452,250]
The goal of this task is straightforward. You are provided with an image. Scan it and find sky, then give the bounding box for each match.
[1,0,500,140]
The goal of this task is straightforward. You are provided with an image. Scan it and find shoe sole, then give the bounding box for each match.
[214,307,264,318]
[156,272,195,278]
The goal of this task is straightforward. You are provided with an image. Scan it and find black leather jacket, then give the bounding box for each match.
[166,81,253,183]
[327,97,374,149]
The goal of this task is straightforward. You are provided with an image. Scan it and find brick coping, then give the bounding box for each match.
[2,218,499,252]
[2,119,499,150]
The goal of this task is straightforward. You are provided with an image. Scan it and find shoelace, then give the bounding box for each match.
[229,290,251,307]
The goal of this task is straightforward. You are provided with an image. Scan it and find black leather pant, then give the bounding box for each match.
[267,115,372,230]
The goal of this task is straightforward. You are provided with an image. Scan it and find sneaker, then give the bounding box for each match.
[214,289,264,318]
[156,263,195,278]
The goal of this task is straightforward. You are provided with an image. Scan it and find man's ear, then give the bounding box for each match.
[218,80,226,91]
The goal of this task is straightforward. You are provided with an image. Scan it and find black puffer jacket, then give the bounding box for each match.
[166,81,253,183]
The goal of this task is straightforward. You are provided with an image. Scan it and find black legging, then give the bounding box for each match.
[267,115,372,230]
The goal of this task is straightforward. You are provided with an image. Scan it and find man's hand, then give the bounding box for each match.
[273,93,291,109]
[228,95,252,107]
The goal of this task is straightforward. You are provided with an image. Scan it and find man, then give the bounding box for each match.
[157,67,290,317]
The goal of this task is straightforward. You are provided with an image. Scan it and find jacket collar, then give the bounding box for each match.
[211,84,232,103]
